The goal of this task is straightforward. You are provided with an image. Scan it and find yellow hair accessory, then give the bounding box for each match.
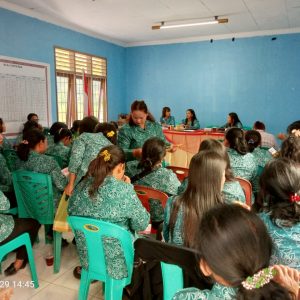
[106,131,115,138]
[100,149,111,162]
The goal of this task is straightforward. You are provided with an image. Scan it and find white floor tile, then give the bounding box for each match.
[30,284,78,300]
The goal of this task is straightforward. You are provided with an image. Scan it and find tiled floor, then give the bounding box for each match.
[0,227,103,300]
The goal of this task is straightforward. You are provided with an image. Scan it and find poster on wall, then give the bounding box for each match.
[0,55,51,137]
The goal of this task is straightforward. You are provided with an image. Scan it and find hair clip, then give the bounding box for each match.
[21,140,29,144]
[106,131,115,138]
[291,129,300,137]
[241,267,275,290]
[100,149,111,162]
[290,193,300,203]
[248,139,255,144]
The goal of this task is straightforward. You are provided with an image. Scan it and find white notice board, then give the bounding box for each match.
[0,55,52,136]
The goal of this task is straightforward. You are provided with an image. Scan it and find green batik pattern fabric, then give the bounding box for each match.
[0,153,12,192]
[181,119,200,130]
[68,176,150,279]
[177,178,246,204]
[163,195,184,245]
[160,116,176,126]
[227,148,257,186]
[117,121,170,160]
[0,190,14,242]
[68,132,111,185]
[222,181,246,204]
[0,136,13,151]
[172,284,237,300]
[259,212,300,270]
[17,151,67,208]
[46,135,55,148]
[46,141,71,168]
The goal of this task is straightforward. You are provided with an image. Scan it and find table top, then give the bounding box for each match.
[163,129,225,137]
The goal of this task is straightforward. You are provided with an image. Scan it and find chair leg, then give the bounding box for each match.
[79,269,90,300]
[24,237,39,288]
[105,279,124,300]
[53,231,62,273]
[44,225,52,244]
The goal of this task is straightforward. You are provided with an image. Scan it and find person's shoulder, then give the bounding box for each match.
[172,287,208,300]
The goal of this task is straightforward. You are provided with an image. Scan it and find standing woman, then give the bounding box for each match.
[181,109,200,130]
[64,116,111,196]
[163,150,226,246]
[16,128,67,207]
[223,112,243,129]
[118,100,174,160]
[160,107,175,126]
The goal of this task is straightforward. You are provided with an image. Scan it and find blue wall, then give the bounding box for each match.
[0,8,126,122]
[126,34,300,135]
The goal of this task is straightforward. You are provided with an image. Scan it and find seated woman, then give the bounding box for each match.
[14,120,41,147]
[178,139,246,204]
[163,150,226,246]
[257,158,300,270]
[126,137,180,196]
[222,112,243,129]
[118,100,174,161]
[68,145,149,279]
[46,128,72,168]
[46,122,68,148]
[181,109,200,130]
[16,128,67,207]
[225,128,257,188]
[0,118,12,151]
[173,204,299,300]
[160,107,175,126]
[94,122,118,145]
[64,116,111,196]
[0,190,40,276]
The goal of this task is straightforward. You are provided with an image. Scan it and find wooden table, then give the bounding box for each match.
[164,129,225,168]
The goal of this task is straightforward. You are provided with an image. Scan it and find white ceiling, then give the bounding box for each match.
[1,0,300,46]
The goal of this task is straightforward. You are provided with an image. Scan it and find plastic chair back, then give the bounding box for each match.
[0,233,39,288]
[46,154,63,168]
[161,262,183,300]
[12,170,54,224]
[166,166,189,182]
[2,149,18,171]
[134,185,168,211]
[236,177,252,206]
[68,216,134,300]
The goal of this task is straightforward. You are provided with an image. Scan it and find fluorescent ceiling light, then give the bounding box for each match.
[152,17,228,30]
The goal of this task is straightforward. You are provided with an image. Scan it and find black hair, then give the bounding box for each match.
[245,130,262,153]
[131,137,166,183]
[85,145,125,197]
[49,122,68,136]
[287,120,300,134]
[71,120,81,134]
[184,109,197,126]
[162,107,171,118]
[253,121,266,131]
[94,122,117,145]
[258,158,300,227]
[225,128,248,155]
[79,116,99,134]
[280,135,300,163]
[128,100,155,126]
[22,121,40,135]
[228,112,242,127]
[17,128,45,161]
[0,118,4,133]
[54,128,72,144]
[27,113,38,121]
[198,204,290,300]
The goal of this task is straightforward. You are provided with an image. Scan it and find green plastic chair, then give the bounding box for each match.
[12,170,63,273]
[161,262,183,300]
[2,149,18,171]
[68,216,135,300]
[45,154,64,168]
[0,233,39,288]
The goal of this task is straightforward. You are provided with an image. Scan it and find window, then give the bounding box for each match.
[54,47,107,126]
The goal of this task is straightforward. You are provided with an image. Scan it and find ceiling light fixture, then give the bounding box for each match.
[152,16,228,30]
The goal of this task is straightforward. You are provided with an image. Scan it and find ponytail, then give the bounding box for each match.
[225,128,248,155]
[85,145,125,197]
[245,130,261,153]
[17,129,45,161]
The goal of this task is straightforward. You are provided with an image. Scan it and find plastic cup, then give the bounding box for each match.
[45,255,54,266]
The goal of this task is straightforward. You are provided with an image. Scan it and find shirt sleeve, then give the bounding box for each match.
[0,190,10,210]
[164,171,181,195]
[155,123,171,147]
[163,197,174,242]
[117,126,135,160]
[0,154,12,188]
[190,119,200,130]
[68,138,85,174]
[49,158,67,191]
[170,116,176,126]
